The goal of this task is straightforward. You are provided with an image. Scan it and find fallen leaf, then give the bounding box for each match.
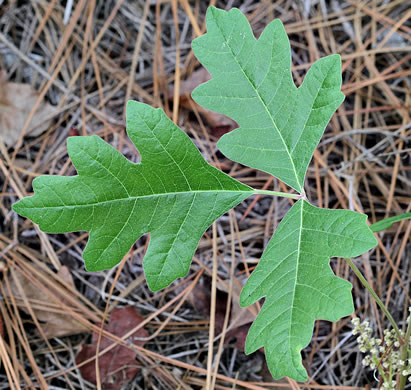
[0,74,56,146]
[186,277,254,344]
[177,68,211,94]
[168,68,237,135]
[226,324,250,350]
[4,266,88,338]
[76,307,148,389]
[68,127,79,137]
[217,278,257,330]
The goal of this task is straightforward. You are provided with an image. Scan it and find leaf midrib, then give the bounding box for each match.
[213,11,301,191]
[248,201,304,373]
[288,200,303,371]
[22,189,253,210]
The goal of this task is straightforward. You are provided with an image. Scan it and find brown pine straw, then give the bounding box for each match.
[0,1,410,388]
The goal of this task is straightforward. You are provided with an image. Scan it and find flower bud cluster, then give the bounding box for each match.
[351,314,411,388]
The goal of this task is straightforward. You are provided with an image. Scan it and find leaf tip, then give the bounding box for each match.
[146,280,163,293]
[215,132,227,148]
[12,199,23,215]
[12,194,35,219]
[83,251,121,274]
[204,5,219,25]
[294,370,308,383]
[368,229,378,249]
[190,84,200,102]
[239,287,254,308]
[358,214,378,253]
[126,99,140,121]
[328,53,342,62]
[67,134,86,146]
[244,339,257,356]
[67,134,98,151]
[205,6,244,31]
[126,99,139,113]
[66,134,77,151]
[206,4,218,14]
[265,17,286,36]
[83,261,97,273]
[145,273,170,293]
[331,54,343,74]
[206,4,233,17]
[125,100,161,129]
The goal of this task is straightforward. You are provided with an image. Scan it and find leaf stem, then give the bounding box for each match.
[252,189,301,199]
[345,257,402,342]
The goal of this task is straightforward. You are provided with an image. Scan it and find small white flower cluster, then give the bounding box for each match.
[382,381,396,389]
[352,314,411,388]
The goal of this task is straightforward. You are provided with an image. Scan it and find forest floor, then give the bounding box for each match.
[0,1,410,389]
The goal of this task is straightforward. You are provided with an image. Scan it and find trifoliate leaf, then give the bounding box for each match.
[239,199,377,381]
[13,101,253,291]
[12,6,380,383]
[191,7,345,193]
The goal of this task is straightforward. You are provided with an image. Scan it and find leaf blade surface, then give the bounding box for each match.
[240,199,377,380]
[191,7,345,192]
[13,101,252,291]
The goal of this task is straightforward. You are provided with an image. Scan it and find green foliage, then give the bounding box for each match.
[191,7,344,193]
[370,212,411,233]
[13,101,252,291]
[12,6,379,382]
[190,8,375,377]
[240,200,377,380]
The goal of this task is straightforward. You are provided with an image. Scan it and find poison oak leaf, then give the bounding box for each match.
[13,101,252,291]
[239,200,377,380]
[192,7,345,193]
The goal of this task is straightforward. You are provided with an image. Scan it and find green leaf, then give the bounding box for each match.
[191,7,345,193]
[370,212,411,233]
[13,101,252,291]
[240,200,377,381]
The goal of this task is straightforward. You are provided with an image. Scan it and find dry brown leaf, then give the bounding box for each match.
[186,277,254,344]
[5,266,88,338]
[216,278,256,329]
[76,307,148,389]
[0,75,56,146]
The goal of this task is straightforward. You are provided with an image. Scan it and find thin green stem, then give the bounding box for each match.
[344,257,402,342]
[252,189,301,199]
[372,356,388,384]
[399,312,411,390]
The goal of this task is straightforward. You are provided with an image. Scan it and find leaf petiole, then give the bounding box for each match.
[251,189,301,200]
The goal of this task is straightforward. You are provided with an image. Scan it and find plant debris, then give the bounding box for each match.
[0,73,57,146]
[76,306,148,389]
